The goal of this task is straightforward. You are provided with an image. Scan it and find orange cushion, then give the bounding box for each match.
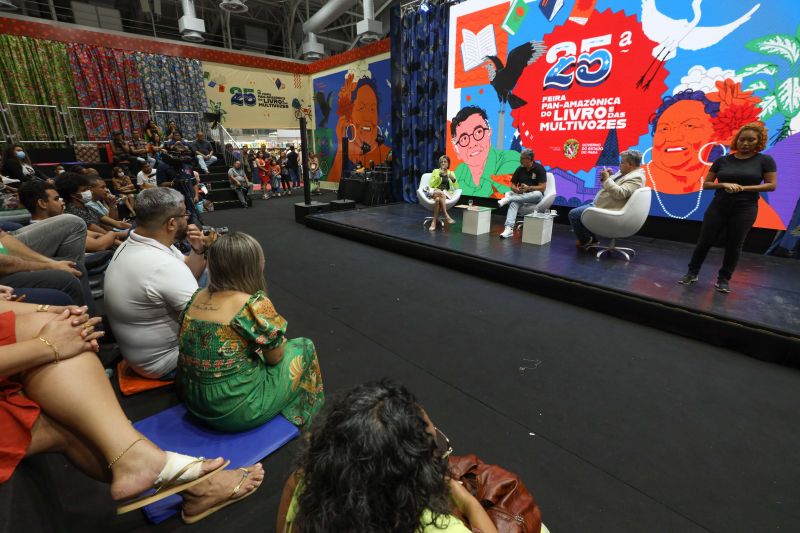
[117,360,174,396]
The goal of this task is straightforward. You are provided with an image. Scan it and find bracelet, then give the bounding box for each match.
[38,336,60,364]
[36,304,50,313]
[191,245,207,256]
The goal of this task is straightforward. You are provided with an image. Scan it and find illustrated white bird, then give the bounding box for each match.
[638,0,761,89]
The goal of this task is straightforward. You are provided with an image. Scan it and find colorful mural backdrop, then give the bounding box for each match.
[447,0,800,229]
[203,61,310,130]
[312,56,392,182]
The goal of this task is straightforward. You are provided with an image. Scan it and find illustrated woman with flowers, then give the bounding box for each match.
[176,232,324,432]
[645,80,783,229]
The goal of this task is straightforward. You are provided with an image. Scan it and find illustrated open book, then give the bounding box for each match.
[461,24,497,72]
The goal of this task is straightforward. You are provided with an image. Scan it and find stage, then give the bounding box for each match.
[306,203,800,366]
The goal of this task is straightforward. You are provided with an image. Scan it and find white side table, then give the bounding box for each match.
[522,213,554,245]
[461,206,493,235]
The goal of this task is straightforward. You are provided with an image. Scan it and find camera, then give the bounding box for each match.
[202,226,229,236]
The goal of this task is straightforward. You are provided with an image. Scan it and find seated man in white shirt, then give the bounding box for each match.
[136,162,158,190]
[105,187,216,378]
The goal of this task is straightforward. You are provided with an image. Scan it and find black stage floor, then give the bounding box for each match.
[306,203,800,366]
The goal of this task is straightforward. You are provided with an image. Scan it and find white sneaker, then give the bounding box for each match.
[500,226,514,239]
[498,192,512,207]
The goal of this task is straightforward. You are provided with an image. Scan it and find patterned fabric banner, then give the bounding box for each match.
[135,53,207,136]
[0,35,82,143]
[68,43,147,141]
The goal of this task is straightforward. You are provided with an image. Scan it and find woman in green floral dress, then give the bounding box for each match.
[177,232,324,432]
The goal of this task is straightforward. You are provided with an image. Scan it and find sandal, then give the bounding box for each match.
[116,451,230,515]
[181,466,261,524]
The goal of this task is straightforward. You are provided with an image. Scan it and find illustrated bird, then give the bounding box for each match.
[482,40,547,111]
[638,0,761,89]
[315,91,334,128]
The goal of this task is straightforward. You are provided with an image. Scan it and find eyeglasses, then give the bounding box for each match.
[434,427,452,458]
[168,211,190,222]
[455,126,489,147]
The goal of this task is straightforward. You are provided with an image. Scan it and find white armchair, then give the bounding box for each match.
[417,172,463,227]
[580,187,652,260]
[514,172,557,230]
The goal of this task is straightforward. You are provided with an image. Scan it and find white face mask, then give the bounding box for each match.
[79,190,93,202]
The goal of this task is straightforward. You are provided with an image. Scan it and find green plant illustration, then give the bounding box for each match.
[737,23,800,143]
[208,99,227,124]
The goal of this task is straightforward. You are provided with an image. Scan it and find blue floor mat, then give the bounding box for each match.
[133,403,300,524]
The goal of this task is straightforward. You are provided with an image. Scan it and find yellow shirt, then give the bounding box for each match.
[284,482,471,532]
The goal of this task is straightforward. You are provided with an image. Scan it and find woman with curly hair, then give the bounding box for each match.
[276,379,498,533]
[679,123,777,293]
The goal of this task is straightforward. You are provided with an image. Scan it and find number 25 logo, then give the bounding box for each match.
[230,87,256,107]
[544,34,617,90]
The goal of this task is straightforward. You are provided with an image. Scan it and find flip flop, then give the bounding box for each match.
[181,466,262,524]
[116,453,230,515]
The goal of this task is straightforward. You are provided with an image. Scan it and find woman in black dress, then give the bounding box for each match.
[679,123,777,293]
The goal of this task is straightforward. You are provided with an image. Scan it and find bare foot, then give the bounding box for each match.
[429,224,437,231]
[110,439,225,501]
[182,463,265,519]
[445,217,455,224]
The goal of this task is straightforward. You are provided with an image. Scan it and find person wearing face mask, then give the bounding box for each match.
[57,172,110,235]
[105,188,218,378]
[2,144,48,184]
[425,155,459,231]
[679,123,778,293]
[111,166,137,218]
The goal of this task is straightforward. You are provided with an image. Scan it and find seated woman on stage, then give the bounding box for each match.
[426,155,459,231]
[276,379,498,533]
[0,299,263,521]
[177,232,324,432]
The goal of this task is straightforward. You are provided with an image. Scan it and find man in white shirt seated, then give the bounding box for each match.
[105,187,216,378]
[568,149,646,249]
[136,162,158,190]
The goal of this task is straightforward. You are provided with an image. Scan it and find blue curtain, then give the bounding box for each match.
[391,3,452,203]
[134,53,207,136]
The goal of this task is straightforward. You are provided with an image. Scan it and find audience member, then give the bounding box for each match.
[192,132,217,174]
[679,123,777,293]
[136,162,158,190]
[256,152,270,200]
[309,156,322,195]
[129,128,156,166]
[165,119,180,137]
[1,144,48,184]
[163,132,203,225]
[105,188,217,378]
[143,119,162,144]
[177,232,324,432]
[56,173,116,235]
[280,151,292,195]
[240,145,254,178]
[111,166,137,217]
[52,165,65,178]
[425,155,459,231]
[276,379,497,533]
[109,131,137,169]
[86,174,132,231]
[497,148,547,239]
[286,145,300,189]
[0,298,263,521]
[270,158,283,198]
[0,224,87,307]
[227,160,252,208]
[568,149,645,249]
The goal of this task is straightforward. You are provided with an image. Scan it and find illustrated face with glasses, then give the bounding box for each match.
[452,112,492,171]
